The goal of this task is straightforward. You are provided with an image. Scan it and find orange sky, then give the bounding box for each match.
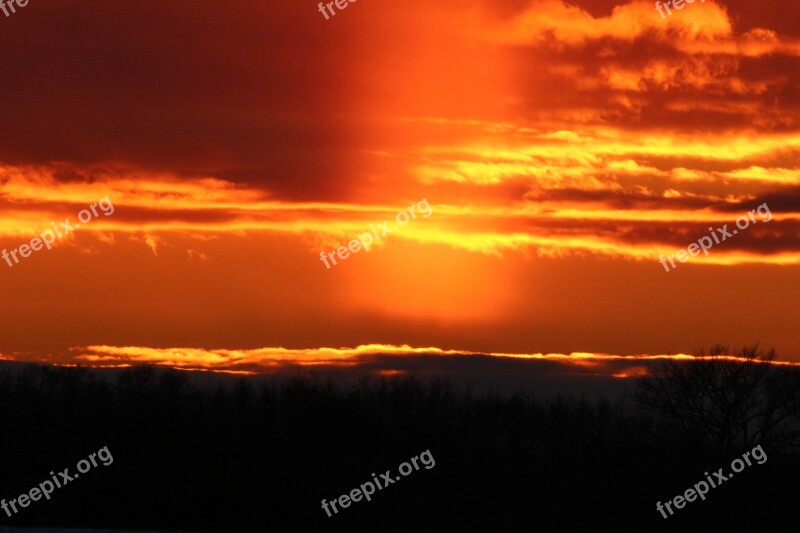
[1,0,798,374]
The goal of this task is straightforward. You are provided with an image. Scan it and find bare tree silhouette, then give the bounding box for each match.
[635,344,800,454]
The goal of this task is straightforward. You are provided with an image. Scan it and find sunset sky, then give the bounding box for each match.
[1,0,798,376]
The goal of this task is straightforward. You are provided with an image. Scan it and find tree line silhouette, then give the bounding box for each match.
[0,344,797,531]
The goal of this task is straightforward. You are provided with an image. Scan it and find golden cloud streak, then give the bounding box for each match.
[1,161,796,265]
[483,0,800,58]
[61,344,800,377]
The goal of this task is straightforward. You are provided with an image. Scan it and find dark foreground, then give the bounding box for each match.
[0,362,798,532]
